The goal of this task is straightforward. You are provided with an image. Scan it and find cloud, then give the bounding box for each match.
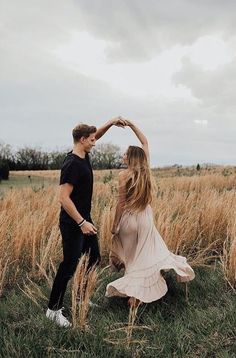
[172,56,236,112]
[2,0,236,65]
[76,0,236,62]
[0,0,235,165]
[52,33,194,99]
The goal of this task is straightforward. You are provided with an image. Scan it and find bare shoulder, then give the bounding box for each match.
[118,170,128,182]
[118,169,127,177]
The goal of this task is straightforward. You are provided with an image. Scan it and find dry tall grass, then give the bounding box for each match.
[98,173,236,284]
[71,254,98,329]
[0,186,61,290]
[221,217,236,288]
[0,256,9,297]
[0,170,235,297]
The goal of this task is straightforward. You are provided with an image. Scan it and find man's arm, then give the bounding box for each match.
[95,117,126,140]
[59,183,97,235]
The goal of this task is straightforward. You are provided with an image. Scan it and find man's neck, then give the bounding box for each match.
[72,144,86,159]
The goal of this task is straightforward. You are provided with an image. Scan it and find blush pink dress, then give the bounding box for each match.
[106,205,195,302]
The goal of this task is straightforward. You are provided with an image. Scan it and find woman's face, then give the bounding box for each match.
[123,150,128,165]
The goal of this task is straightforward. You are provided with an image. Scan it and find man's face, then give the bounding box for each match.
[81,133,96,153]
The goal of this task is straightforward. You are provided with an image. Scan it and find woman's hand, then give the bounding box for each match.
[111,225,119,235]
[121,117,134,127]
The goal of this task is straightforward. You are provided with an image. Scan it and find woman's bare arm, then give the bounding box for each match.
[123,118,150,164]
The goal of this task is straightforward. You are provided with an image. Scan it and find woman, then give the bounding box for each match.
[105,119,195,306]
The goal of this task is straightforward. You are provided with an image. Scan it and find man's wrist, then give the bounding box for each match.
[78,219,86,227]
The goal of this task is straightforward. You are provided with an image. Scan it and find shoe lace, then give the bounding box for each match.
[57,307,65,315]
[57,308,70,323]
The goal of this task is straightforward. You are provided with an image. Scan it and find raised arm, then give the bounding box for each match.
[123,119,150,164]
[95,117,126,140]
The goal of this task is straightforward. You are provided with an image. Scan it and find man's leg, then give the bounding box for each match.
[48,223,84,310]
[78,231,100,307]
[82,216,101,268]
[82,233,101,269]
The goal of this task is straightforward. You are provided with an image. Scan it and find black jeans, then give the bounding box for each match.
[48,221,100,310]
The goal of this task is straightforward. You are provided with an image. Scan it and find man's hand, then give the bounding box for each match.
[81,221,97,235]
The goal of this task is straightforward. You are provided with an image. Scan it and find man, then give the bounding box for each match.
[46,117,125,327]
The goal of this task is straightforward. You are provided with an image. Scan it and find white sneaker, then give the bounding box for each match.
[46,308,71,327]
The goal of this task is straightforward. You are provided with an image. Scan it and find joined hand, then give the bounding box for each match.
[112,116,133,128]
[112,116,126,128]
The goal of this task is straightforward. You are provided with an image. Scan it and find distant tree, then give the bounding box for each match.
[0,159,10,180]
[0,141,123,171]
[0,142,16,170]
[196,163,201,171]
[48,150,69,169]
[0,142,11,159]
[90,143,122,169]
[15,147,49,170]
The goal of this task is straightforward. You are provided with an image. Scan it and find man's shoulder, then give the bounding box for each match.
[62,153,75,165]
[61,153,79,172]
[61,153,91,171]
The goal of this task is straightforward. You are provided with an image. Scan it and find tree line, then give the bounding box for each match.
[0,142,123,180]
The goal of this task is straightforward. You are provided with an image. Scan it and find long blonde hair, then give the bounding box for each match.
[122,146,153,212]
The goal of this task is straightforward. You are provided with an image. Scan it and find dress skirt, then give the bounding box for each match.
[105,205,195,302]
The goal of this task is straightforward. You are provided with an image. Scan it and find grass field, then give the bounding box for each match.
[0,168,235,357]
[0,266,235,357]
[0,173,57,198]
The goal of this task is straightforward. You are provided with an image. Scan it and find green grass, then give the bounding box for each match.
[0,266,235,357]
[0,175,57,197]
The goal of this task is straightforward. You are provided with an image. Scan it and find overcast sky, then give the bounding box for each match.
[0,0,236,166]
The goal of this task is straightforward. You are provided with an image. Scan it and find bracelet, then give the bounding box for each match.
[78,219,86,227]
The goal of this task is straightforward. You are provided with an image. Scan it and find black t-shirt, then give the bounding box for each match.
[59,151,93,224]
